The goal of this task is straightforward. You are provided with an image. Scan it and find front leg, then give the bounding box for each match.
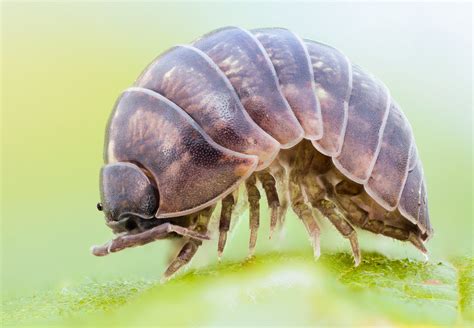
[162,240,200,282]
[91,223,209,256]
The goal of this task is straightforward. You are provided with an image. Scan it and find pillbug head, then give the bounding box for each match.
[99,162,159,233]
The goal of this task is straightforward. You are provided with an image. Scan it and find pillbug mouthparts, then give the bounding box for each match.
[92,27,432,280]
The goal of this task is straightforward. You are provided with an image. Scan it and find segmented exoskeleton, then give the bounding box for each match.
[92,27,432,280]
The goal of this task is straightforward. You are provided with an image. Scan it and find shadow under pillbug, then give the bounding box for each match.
[91,27,433,280]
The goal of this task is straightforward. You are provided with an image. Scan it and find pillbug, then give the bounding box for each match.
[92,27,432,280]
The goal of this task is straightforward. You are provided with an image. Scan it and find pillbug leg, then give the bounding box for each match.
[288,142,321,259]
[269,162,290,233]
[278,181,290,229]
[313,199,361,266]
[408,233,429,260]
[217,194,235,260]
[162,240,200,282]
[91,223,209,256]
[289,175,321,259]
[245,173,261,258]
[379,224,428,258]
[358,217,428,260]
[166,206,215,272]
[256,170,280,239]
[193,204,216,235]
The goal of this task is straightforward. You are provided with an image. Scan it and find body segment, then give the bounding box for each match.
[334,64,391,184]
[106,87,258,217]
[193,27,304,147]
[366,101,412,211]
[252,28,323,140]
[305,40,352,156]
[135,45,279,170]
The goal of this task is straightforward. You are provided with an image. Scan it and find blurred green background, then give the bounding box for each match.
[2,1,472,324]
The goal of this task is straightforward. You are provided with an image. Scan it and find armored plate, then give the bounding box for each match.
[334,64,391,184]
[398,144,430,234]
[135,45,279,170]
[252,28,323,140]
[365,100,412,211]
[193,26,304,148]
[305,40,352,156]
[105,87,258,217]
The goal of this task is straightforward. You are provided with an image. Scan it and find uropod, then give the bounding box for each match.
[92,27,432,280]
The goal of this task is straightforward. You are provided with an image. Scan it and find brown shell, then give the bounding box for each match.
[304,40,352,156]
[333,64,391,184]
[105,87,258,218]
[104,27,431,237]
[398,144,431,234]
[193,27,304,148]
[135,45,279,170]
[365,100,412,211]
[252,28,323,140]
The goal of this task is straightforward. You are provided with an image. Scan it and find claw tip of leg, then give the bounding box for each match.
[313,248,321,261]
[422,252,429,262]
[312,236,321,261]
[353,257,361,267]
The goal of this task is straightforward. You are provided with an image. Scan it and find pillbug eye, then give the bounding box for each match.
[97,203,103,211]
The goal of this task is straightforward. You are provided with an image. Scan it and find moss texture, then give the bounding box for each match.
[2,251,471,326]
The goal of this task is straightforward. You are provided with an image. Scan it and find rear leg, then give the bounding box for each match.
[360,218,428,259]
[256,170,280,239]
[304,172,361,266]
[245,173,261,258]
[313,198,361,266]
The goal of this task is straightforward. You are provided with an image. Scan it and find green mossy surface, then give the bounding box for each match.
[454,257,474,323]
[2,252,471,327]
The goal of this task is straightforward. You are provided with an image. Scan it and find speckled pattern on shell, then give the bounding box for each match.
[193,27,304,147]
[366,101,412,211]
[252,28,323,140]
[135,45,279,170]
[105,88,258,217]
[334,64,391,184]
[304,40,352,157]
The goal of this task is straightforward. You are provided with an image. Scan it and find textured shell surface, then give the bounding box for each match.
[193,27,305,147]
[105,87,258,217]
[99,26,432,268]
